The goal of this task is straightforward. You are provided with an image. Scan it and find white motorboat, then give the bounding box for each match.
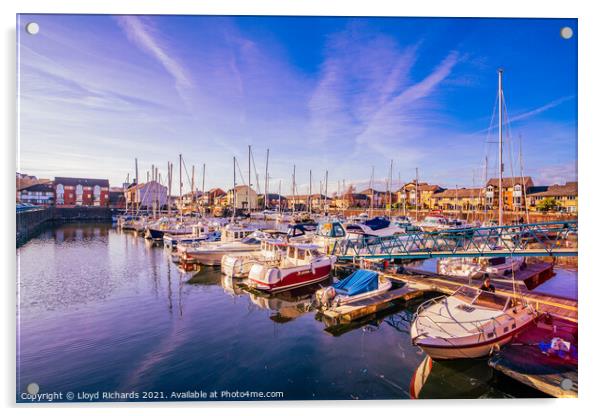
[221,239,286,278]
[438,255,525,278]
[344,216,405,237]
[163,223,221,250]
[176,223,261,265]
[312,220,348,253]
[248,243,337,293]
[180,230,271,266]
[411,286,536,359]
[315,269,392,308]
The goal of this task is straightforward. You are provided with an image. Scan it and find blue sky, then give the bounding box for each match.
[17,15,577,194]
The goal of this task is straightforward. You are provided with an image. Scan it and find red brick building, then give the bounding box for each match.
[54,177,110,207]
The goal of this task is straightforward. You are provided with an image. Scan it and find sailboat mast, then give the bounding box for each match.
[388,160,393,218]
[308,169,312,213]
[415,167,419,221]
[264,148,269,210]
[498,68,504,226]
[232,156,236,219]
[292,165,296,215]
[201,163,206,216]
[248,145,251,213]
[370,166,375,217]
[324,170,328,213]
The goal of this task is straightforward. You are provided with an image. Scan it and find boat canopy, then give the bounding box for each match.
[332,269,379,296]
[364,217,390,231]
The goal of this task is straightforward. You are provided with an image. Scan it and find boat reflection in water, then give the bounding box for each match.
[246,280,329,323]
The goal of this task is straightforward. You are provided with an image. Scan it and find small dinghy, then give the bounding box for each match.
[411,286,536,360]
[315,269,392,308]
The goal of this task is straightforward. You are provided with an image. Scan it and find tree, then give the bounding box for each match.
[536,197,559,212]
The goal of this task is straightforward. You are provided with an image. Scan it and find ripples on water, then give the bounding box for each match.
[17,223,563,401]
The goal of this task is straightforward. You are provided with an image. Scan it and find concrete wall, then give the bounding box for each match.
[16,207,113,246]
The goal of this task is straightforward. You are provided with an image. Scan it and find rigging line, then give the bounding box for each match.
[502,92,520,221]
[235,158,247,187]
[180,158,193,190]
[249,147,261,195]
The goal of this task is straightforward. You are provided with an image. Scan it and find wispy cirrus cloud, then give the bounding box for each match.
[115,16,193,104]
[308,27,459,167]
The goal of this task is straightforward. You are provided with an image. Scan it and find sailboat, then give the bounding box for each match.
[410,70,537,360]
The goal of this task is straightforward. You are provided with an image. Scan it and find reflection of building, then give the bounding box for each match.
[226,185,258,210]
[484,177,534,211]
[54,177,110,207]
[17,182,55,205]
[124,181,168,210]
[527,181,578,213]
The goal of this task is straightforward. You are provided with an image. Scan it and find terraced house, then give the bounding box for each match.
[527,181,578,213]
[484,176,534,212]
[431,188,484,211]
[396,182,444,210]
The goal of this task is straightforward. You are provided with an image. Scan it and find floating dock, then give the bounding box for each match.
[489,316,578,398]
[386,263,577,322]
[319,285,424,323]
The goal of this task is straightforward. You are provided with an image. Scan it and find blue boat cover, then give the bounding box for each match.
[364,217,390,231]
[332,269,378,296]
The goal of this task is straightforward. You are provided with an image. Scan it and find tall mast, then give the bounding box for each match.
[232,156,236,220]
[135,158,139,185]
[370,166,375,217]
[308,170,312,213]
[324,170,328,213]
[179,154,183,220]
[415,167,419,221]
[293,165,297,215]
[264,149,270,210]
[248,145,251,212]
[278,180,282,213]
[518,135,530,223]
[201,163,206,216]
[167,162,172,216]
[498,68,504,226]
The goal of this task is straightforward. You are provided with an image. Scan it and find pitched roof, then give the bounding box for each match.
[397,183,443,192]
[19,183,54,192]
[432,188,483,198]
[528,182,577,197]
[486,177,533,188]
[54,177,109,187]
[359,188,386,195]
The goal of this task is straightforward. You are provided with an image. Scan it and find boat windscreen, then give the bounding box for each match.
[472,291,508,310]
[241,237,261,244]
[453,286,478,303]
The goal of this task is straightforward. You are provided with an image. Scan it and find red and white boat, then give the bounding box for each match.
[248,244,336,293]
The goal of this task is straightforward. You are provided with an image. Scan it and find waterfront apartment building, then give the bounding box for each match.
[226,185,258,210]
[17,182,55,206]
[54,177,110,207]
[124,180,168,210]
[359,188,387,208]
[396,182,444,210]
[527,181,578,213]
[431,188,484,211]
[484,177,534,212]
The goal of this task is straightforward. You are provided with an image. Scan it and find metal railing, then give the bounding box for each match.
[332,220,577,260]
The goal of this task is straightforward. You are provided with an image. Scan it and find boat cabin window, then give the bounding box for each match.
[287,246,295,258]
[454,286,478,304]
[472,291,509,311]
[297,249,306,260]
[309,249,321,257]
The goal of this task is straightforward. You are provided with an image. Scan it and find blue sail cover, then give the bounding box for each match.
[364,217,390,231]
[332,269,378,296]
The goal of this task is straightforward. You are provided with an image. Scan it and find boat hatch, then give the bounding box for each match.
[456,304,476,313]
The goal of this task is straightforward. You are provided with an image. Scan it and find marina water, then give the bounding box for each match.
[17,223,576,401]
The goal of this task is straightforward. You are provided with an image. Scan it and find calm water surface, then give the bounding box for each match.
[17,223,568,401]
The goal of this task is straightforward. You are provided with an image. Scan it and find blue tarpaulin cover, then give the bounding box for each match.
[364,217,390,231]
[333,269,378,296]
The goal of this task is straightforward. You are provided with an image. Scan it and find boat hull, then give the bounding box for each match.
[181,247,260,266]
[249,261,334,293]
